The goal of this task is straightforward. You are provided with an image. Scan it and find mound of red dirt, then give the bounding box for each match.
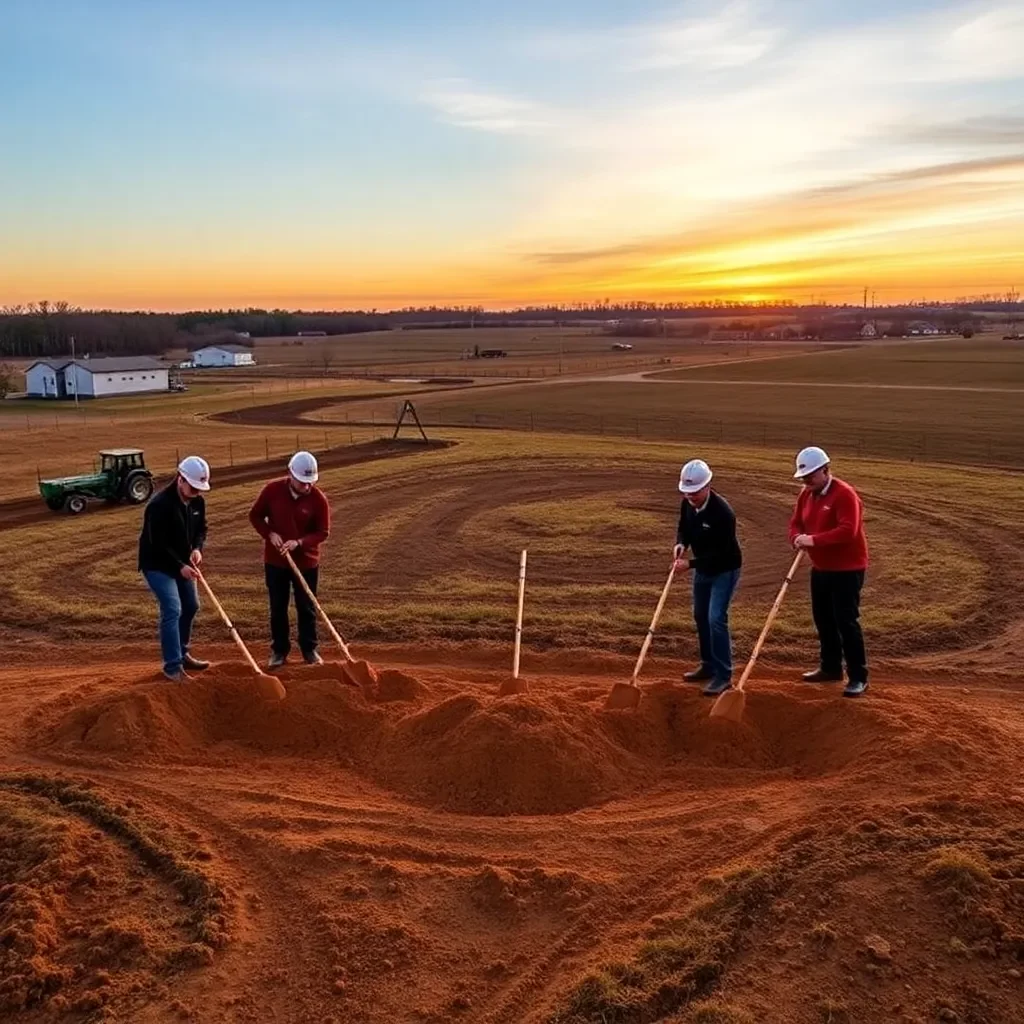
[44,668,387,762]
[37,666,1022,820]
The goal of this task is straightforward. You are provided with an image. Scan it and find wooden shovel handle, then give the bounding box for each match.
[512,549,527,680]
[283,550,354,662]
[735,550,804,693]
[194,569,265,676]
[632,562,677,683]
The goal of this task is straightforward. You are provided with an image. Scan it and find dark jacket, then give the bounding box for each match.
[138,483,207,576]
[676,490,742,576]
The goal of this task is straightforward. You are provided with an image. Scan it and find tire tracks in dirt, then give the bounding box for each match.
[0,438,454,533]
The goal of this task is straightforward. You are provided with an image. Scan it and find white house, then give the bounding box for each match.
[25,357,170,399]
[192,344,256,367]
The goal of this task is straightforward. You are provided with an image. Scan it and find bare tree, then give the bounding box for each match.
[0,362,15,399]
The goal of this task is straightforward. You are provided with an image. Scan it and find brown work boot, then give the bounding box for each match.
[162,668,192,683]
[182,654,210,671]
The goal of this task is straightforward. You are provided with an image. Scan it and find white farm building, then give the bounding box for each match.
[25,357,170,399]
[191,344,256,367]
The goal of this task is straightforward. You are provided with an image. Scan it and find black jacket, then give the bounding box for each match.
[676,490,742,576]
[138,483,207,576]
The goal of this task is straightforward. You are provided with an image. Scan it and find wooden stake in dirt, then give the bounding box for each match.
[605,562,677,711]
[194,569,286,702]
[282,550,378,688]
[499,549,529,696]
[710,551,804,723]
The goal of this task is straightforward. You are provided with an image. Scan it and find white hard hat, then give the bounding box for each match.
[678,458,713,494]
[794,446,830,479]
[288,450,319,484]
[178,455,211,492]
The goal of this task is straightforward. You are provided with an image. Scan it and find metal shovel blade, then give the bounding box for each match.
[708,688,745,723]
[604,681,643,711]
[341,659,379,689]
[498,677,530,696]
[255,672,287,702]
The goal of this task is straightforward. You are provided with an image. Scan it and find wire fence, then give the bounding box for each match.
[355,405,1024,472]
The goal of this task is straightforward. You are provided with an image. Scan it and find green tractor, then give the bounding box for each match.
[39,448,155,514]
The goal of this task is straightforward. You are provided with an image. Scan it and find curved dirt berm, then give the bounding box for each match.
[35,665,1024,820]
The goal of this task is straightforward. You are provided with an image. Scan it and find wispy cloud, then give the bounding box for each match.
[524,1,779,72]
[524,153,1024,265]
[881,115,1024,149]
[420,78,557,135]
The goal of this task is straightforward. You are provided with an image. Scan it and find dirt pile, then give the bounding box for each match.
[43,665,389,762]
[36,667,1022,819]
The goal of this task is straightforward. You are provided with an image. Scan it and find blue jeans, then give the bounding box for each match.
[693,568,740,683]
[143,570,200,674]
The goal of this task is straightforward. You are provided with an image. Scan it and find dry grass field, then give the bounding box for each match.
[0,379,434,498]
[2,331,1024,1024]
[660,334,1024,387]
[236,327,825,379]
[372,335,1024,469]
[1,429,1019,666]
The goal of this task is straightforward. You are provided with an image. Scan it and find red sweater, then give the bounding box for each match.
[788,476,868,572]
[248,478,331,569]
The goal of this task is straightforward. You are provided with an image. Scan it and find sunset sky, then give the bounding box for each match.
[1,0,1022,310]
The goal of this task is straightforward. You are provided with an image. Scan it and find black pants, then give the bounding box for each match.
[810,569,867,682]
[265,563,319,657]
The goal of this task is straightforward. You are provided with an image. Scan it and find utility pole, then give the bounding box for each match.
[70,334,79,409]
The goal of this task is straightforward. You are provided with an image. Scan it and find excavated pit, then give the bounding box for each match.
[36,666,1012,816]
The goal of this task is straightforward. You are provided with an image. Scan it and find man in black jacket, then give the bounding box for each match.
[138,455,211,682]
[672,459,742,696]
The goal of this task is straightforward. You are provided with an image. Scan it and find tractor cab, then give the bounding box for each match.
[100,448,147,477]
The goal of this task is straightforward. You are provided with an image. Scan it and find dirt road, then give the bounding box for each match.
[3,648,1023,1023]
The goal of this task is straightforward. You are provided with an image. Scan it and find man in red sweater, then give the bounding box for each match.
[788,446,869,697]
[248,451,331,668]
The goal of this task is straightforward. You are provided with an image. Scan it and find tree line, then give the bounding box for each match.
[0,299,1012,362]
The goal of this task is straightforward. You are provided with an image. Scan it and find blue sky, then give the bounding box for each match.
[1,1,1022,308]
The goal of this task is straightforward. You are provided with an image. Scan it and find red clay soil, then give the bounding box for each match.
[2,648,1023,1023]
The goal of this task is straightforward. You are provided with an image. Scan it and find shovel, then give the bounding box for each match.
[194,569,286,702]
[710,551,804,723]
[499,549,529,696]
[605,562,677,711]
[283,550,378,689]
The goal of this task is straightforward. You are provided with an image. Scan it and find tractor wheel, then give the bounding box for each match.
[65,495,87,515]
[125,472,154,504]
